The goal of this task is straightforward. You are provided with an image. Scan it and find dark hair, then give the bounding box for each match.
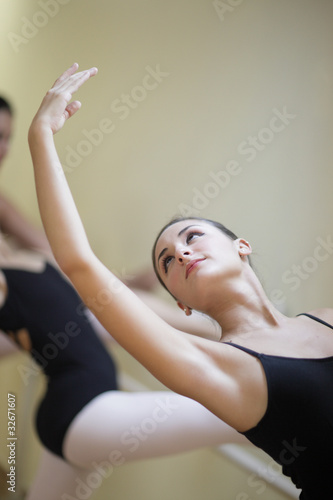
[152,216,243,295]
[0,96,13,115]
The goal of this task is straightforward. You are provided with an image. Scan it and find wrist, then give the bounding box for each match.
[28,119,53,145]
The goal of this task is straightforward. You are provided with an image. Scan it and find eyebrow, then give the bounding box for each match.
[157,225,199,267]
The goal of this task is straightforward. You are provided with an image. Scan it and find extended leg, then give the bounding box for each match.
[25,447,88,500]
[63,391,247,469]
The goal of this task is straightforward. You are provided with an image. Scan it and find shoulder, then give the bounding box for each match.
[305,307,333,327]
[186,337,268,430]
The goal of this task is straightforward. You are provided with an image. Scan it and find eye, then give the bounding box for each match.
[186,231,204,243]
[162,255,173,273]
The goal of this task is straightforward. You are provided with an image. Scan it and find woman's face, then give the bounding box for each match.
[0,110,12,166]
[154,220,246,311]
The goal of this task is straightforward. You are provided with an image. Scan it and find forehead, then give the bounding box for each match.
[160,219,206,238]
[154,220,220,257]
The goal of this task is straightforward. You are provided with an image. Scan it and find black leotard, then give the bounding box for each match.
[224,314,333,499]
[0,262,118,458]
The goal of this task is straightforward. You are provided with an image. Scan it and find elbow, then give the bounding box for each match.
[55,251,94,282]
[48,234,95,278]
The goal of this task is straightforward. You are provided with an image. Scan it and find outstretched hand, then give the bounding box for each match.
[30,63,98,135]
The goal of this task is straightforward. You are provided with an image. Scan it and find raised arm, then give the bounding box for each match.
[28,64,98,271]
[28,64,219,400]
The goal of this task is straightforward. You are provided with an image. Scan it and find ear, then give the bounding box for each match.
[177,302,192,316]
[235,238,252,257]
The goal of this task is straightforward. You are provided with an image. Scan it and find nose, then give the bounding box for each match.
[175,247,191,263]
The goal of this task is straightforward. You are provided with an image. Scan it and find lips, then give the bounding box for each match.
[185,258,205,279]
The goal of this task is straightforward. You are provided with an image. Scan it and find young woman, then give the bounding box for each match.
[0,95,247,500]
[28,64,333,499]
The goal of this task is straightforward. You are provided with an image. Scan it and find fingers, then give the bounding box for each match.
[66,67,98,94]
[32,65,98,134]
[51,65,98,96]
[65,101,82,120]
[52,63,79,88]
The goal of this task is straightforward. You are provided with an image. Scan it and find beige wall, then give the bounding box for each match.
[1,0,332,313]
[0,0,332,498]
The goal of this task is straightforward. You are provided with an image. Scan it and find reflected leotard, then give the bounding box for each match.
[0,262,118,458]
[224,313,333,499]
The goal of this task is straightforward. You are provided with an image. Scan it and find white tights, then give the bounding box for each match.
[26,390,247,499]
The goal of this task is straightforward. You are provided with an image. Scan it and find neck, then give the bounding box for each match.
[205,266,284,339]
